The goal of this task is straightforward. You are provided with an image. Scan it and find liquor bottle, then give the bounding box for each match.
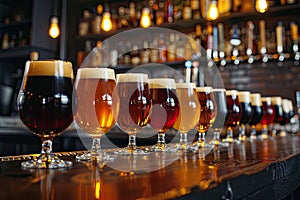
[117,6,129,29]
[200,0,210,18]
[158,34,167,62]
[140,40,151,64]
[218,0,231,15]
[156,0,165,25]
[167,33,176,62]
[176,34,185,61]
[191,0,201,19]
[165,0,174,23]
[182,0,192,21]
[150,37,159,63]
[78,10,91,36]
[173,0,183,21]
[1,33,9,49]
[232,0,242,12]
[131,45,141,66]
[129,2,139,27]
[92,4,102,34]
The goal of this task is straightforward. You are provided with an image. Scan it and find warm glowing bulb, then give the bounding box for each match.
[101,12,112,32]
[48,16,60,38]
[207,1,219,21]
[140,8,151,28]
[255,0,269,13]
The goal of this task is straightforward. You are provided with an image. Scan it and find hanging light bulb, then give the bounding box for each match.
[101,12,112,32]
[48,16,60,38]
[140,7,151,28]
[255,0,269,13]
[207,0,219,21]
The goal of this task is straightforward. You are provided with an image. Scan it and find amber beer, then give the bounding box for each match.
[19,60,74,140]
[74,68,116,137]
[261,97,275,138]
[173,83,200,133]
[149,78,179,133]
[196,87,216,133]
[116,73,151,135]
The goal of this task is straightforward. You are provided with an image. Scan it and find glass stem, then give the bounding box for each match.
[179,133,188,146]
[40,140,54,161]
[198,132,205,143]
[157,133,166,147]
[250,125,257,139]
[227,128,233,142]
[262,125,268,139]
[90,137,101,155]
[128,135,137,151]
[213,128,220,145]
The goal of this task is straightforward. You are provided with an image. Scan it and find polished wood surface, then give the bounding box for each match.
[0,135,300,200]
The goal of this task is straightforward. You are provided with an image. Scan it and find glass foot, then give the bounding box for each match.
[114,147,150,155]
[21,156,72,169]
[76,151,113,162]
[151,143,173,152]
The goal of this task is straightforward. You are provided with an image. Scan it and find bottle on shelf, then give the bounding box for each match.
[140,40,150,64]
[78,9,92,36]
[129,2,139,27]
[290,21,300,63]
[246,21,255,64]
[165,0,174,23]
[276,21,285,64]
[131,44,141,66]
[2,33,9,49]
[92,4,103,34]
[182,0,192,21]
[218,0,231,15]
[191,0,201,19]
[259,20,269,63]
[117,6,130,29]
[167,33,176,62]
[158,33,167,63]
[150,37,159,63]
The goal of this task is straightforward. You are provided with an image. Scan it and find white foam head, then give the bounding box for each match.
[212,88,226,92]
[226,90,238,98]
[27,60,73,78]
[175,82,196,89]
[238,91,251,103]
[196,86,213,93]
[271,96,282,105]
[261,97,272,105]
[77,67,115,80]
[250,93,262,106]
[116,73,148,83]
[149,78,176,89]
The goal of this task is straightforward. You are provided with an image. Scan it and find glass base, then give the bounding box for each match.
[21,156,72,169]
[114,147,150,155]
[151,143,172,152]
[76,151,113,162]
[188,141,213,152]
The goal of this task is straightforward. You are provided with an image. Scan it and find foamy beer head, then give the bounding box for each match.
[27,60,73,78]
[116,73,148,83]
[250,93,262,106]
[271,96,282,105]
[261,97,272,105]
[77,67,115,80]
[282,99,290,113]
[196,86,213,93]
[238,91,251,103]
[226,90,238,98]
[149,78,176,89]
[176,82,196,89]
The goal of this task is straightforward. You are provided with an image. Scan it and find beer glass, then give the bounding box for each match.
[224,90,242,143]
[249,93,263,140]
[261,97,275,139]
[271,96,284,136]
[74,68,116,161]
[18,60,74,168]
[149,78,180,152]
[173,83,200,150]
[238,91,253,141]
[115,73,151,155]
[211,88,228,146]
[192,87,216,149]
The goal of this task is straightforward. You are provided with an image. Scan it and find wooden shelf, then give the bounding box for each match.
[0,18,31,30]
[0,46,55,61]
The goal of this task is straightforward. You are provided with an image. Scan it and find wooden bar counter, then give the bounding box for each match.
[0,135,300,200]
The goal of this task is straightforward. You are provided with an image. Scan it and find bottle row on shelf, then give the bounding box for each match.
[77,18,300,68]
[77,0,299,35]
[0,30,30,50]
